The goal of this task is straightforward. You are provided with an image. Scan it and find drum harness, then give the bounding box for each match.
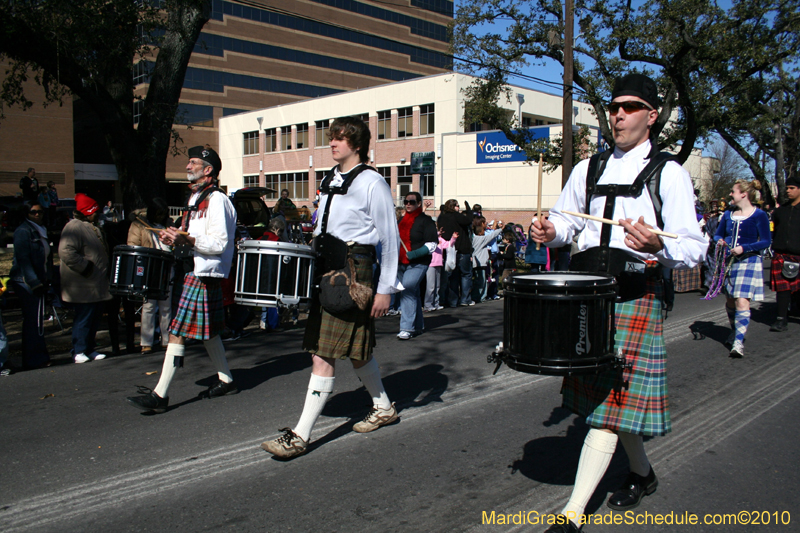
[174,184,221,272]
[489,149,675,376]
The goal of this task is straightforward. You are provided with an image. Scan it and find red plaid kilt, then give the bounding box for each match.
[561,278,670,436]
[303,248,376,360]
[770,254,800,293]
[169,272,225,340]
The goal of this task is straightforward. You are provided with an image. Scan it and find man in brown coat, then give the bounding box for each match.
[59,193,111,363]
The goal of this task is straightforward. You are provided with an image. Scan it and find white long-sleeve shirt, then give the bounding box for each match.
[548,141,706,270]
[186,190,238,278]
[313,165,402,294]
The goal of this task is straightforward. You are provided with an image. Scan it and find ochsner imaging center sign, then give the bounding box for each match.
[476,128,550,164]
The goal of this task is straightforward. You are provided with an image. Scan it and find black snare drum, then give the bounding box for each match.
[109,245,174,300]
[234,240,315,308]
[495,272,617,376]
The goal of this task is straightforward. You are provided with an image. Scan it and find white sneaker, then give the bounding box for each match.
[435,305,444,311]
[88,351,106,361]
[74,353,90,364]
[259,320,266,330]
[730,340,744,358]
[397,331,412,340]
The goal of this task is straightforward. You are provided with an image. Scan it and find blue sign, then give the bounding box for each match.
[476,128,550,164]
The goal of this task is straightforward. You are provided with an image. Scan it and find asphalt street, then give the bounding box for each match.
[1,290,799,533]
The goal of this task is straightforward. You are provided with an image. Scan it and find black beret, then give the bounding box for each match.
[612,73,661,110]
[786,176,800,188]
[188,145,222,175]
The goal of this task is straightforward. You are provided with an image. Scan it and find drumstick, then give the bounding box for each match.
[561,210,678,239]
[137,216,189,236]
[536,153,543,251]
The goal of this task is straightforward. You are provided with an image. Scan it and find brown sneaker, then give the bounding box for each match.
[353,403,398,433]
[141,346,153,354]
[261,428,308,459]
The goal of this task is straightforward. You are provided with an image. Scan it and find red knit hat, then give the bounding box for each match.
[75,193,99,216]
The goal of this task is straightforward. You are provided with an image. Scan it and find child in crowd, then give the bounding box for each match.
[424,226,458,312]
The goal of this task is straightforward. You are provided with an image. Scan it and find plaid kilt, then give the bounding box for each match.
[169,272,225,340]
[770,253,800,293]
[673,265,702,293]
[724,255,764,301]
[303,249,376,360]
[561,279,670,436]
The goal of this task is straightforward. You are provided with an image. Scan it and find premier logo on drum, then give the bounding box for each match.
[576,304,591,355]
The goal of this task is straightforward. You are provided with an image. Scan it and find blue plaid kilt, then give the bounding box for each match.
[561,279,670,436]
[169,272,225,340]
[724,255,764,301]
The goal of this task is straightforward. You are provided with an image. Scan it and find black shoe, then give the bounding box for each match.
[126,392,169,413]
[221,330,241,342]
[544,515,581,532]
[207,380,239,398]
[607,467,658,511]
[770,318,788,332]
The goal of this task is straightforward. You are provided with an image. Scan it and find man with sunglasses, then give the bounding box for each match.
[531,73,706,532]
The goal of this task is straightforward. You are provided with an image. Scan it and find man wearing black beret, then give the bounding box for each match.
[127,145,239,413]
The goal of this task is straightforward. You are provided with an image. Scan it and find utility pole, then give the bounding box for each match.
[562,0,574,187]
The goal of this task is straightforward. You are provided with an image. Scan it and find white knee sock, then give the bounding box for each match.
[562,429,618,526]
[617,431,650,477]
[154,344,185,398]
[293,374,335,442]
[353,357,391,409]
[203,336,232,383]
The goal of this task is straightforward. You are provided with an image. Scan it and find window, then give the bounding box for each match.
[265,172,309,200]
[133,100,144,125]
[315,170,327,193]
[397,107,413,137]
[281,126,292,150]
[243,131,259,155]
[175,104,214,128]
[315,120,329,147]
[420,174,434,197]
[264,128,277,153]
[356,113,369,124]
[296,123,309,149]
[377,166,392,188]
[243,175,260,188]
[264,174,278,199]
[397,165,413,183]
[419,104,434,135]
[377,110,391,140]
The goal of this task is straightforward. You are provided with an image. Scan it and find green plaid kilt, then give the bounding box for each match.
[303,248,376,360]
[561,278,670,436]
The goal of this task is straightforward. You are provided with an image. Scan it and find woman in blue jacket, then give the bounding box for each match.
[10,204,53,368]
[714,180,771,358]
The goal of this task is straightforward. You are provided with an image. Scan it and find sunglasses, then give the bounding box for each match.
[608,101,653,115]
[403,199,418,205]
[30,209,44,214]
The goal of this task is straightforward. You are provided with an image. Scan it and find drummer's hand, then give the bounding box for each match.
[371,293,391,318]
[161,227,195,247]
[731,245,744,256]
[530,217,555,244]
[620,216,663,254]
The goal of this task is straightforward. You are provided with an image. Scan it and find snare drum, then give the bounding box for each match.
[234,240,315,308]
[109,245,175,300]
[499,272,617,376]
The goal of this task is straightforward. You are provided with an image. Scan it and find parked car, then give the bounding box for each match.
[230,187,274,238]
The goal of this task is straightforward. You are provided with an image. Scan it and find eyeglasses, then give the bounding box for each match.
[29,210,43,215]
[403,199,418,205]
[608,101,653,115]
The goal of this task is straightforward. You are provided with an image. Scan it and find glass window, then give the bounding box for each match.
[356,113,369,124]
[419,104,434,135]
[264,128,277,153]
[377,110,391,140]
[243,175,260,188]
[281,126,292,150]
[315,120,329,147]
[296,123,309,149]
[377,166,392,188]
[281,171,309,199]
[397,165,412,183]
[264,174,278,199]
[315,170,327,193]
[243,131,259,155]
[398,107,413,138]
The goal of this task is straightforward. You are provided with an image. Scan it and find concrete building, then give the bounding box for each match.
[135,0,453,203]
[218,72,599,226]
